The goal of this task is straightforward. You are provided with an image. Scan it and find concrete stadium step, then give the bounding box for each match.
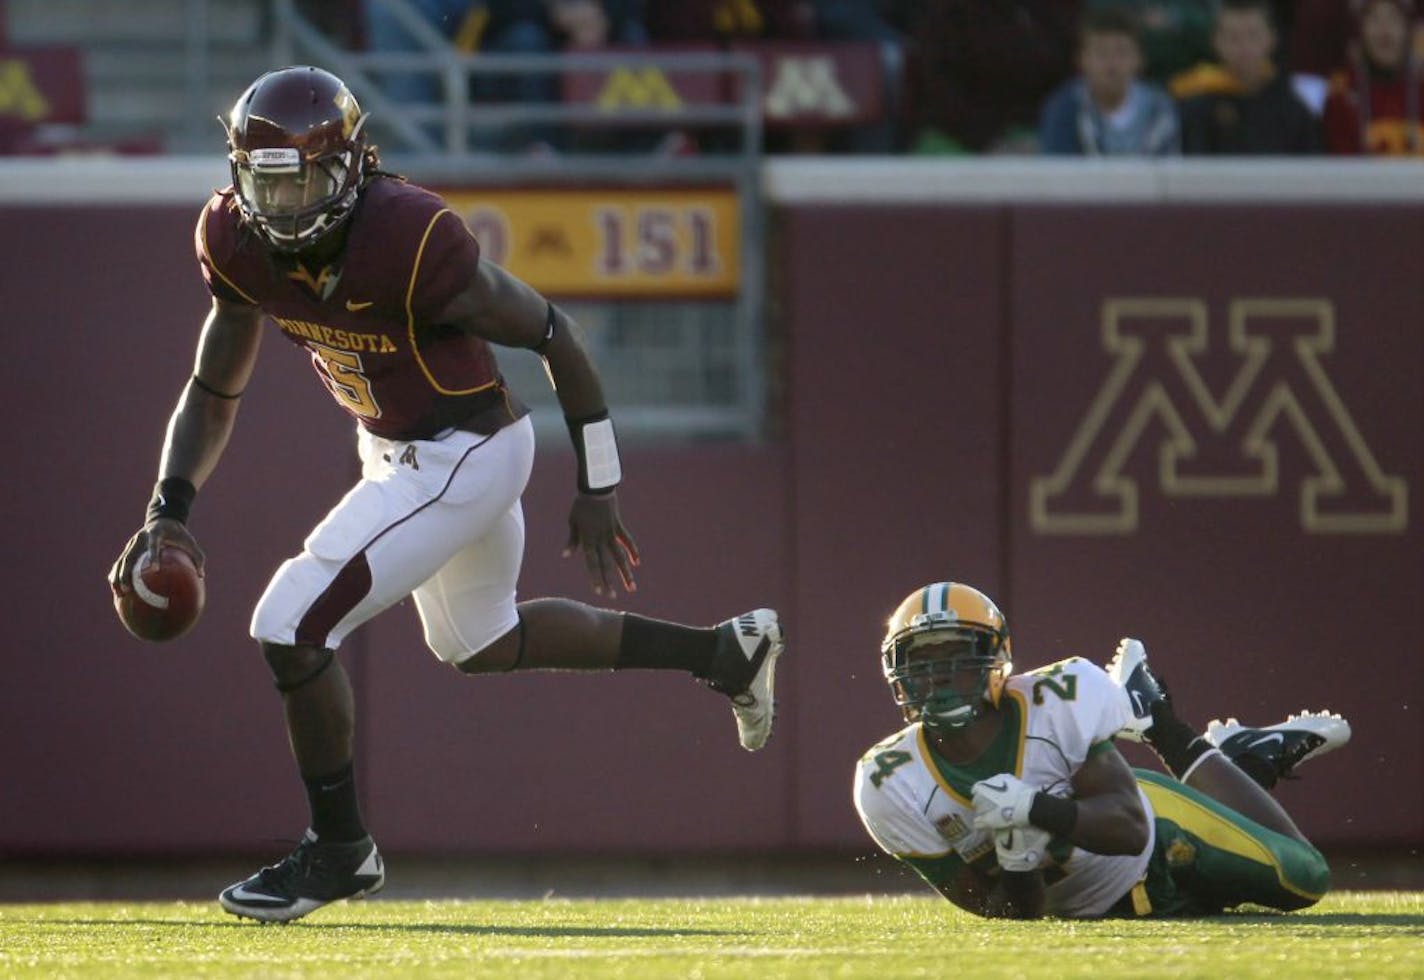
[6,0,271,150]
[84,46,269,87]
[87,85,209,128]
[6,0,264,46]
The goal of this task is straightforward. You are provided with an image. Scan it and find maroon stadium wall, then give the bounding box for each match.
[1,197,1419,858]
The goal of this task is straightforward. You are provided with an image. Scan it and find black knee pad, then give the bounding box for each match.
[455,616,525,675]
[262,642,336,693]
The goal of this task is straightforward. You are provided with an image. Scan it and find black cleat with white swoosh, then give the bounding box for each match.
[704,609,784,751]
[1205,711,1351,788]
[219,829,384,923]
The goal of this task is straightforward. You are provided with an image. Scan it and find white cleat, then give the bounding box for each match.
[709,609,784,752]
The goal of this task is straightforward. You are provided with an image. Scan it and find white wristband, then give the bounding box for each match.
[573,415,621,493]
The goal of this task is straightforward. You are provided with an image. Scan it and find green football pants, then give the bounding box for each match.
[1109,768,1331,917]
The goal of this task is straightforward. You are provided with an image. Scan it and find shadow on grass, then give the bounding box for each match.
[42,918,735,938]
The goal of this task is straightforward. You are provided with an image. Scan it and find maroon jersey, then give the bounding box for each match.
[195,176,528,440]
[1323,64,1424,155]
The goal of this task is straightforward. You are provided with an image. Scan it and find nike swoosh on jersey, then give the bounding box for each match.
[345,299,374,311]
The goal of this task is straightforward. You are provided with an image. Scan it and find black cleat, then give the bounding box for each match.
[1206,710,1352,785]
[219,829,385,923]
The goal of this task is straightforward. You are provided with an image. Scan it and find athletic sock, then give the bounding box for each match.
[616,613,718,675]
[304,762,367,843]
[1144,702,1213,780]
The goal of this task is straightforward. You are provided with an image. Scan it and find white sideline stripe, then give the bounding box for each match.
[4,158,1424,205]
[0,158,229,203]
[468,947,876,959]
[763,158,1424,203]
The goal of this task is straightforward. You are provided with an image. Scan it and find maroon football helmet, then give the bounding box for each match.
[224,66,369,252]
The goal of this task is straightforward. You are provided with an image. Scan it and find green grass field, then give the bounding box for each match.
[2,891,1421,979]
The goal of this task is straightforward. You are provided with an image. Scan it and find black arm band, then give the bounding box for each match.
[533,303,559,355]
[1029,792,1079,837]
[191,374,243,399]
[566,409,621,495]
[146,476,197,525]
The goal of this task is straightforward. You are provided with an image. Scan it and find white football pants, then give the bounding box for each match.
[250,415,535,662]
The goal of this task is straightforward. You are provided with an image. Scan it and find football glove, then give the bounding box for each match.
[994,825,1050,873]
[970,773,1038,831]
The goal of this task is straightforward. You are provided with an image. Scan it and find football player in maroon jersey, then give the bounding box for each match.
[107,66,784,924]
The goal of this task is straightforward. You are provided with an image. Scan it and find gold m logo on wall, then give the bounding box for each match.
[595,67,682,110]
[0,59,50,121]
[764,57,855,118]
[1029,298,1408,534]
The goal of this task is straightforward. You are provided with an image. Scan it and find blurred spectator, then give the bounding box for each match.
[1084,0,1214,83]
[813,0,902,42]
[1266,1,1298,59]
[1323,0,1424,153]
[907,1,1080,155]
[1172,0,1322,154]
[870,0,916,34]
[364,1,647,151]
[548,1,649,49]
[644,0,815,41]
[364,1,646,105]
[1292,0,1358,80]
[298,0,368,49]
[1040,7,1179,155]
[1292,0,1424,110]
[807,0,907,153]
[363,0,479,104]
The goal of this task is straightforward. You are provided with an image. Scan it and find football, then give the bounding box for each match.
[114,547,205,642]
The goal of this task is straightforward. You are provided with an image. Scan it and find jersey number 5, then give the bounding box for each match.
[311,343,382,419]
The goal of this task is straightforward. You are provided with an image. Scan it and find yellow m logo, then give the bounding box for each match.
[596,67,682,111]
[1030,298,1408,534]
[0,59,51,121]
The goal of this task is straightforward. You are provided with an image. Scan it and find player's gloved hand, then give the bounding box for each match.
[970,773,1039,831]
[108,519,206,596]
[564,492,640,598]
[993,825,1051,873]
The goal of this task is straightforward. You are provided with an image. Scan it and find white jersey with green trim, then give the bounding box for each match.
[852,657,1155,918]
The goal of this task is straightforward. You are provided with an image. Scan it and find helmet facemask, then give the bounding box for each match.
[883,626,1010,730]
[228,115,366,253]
